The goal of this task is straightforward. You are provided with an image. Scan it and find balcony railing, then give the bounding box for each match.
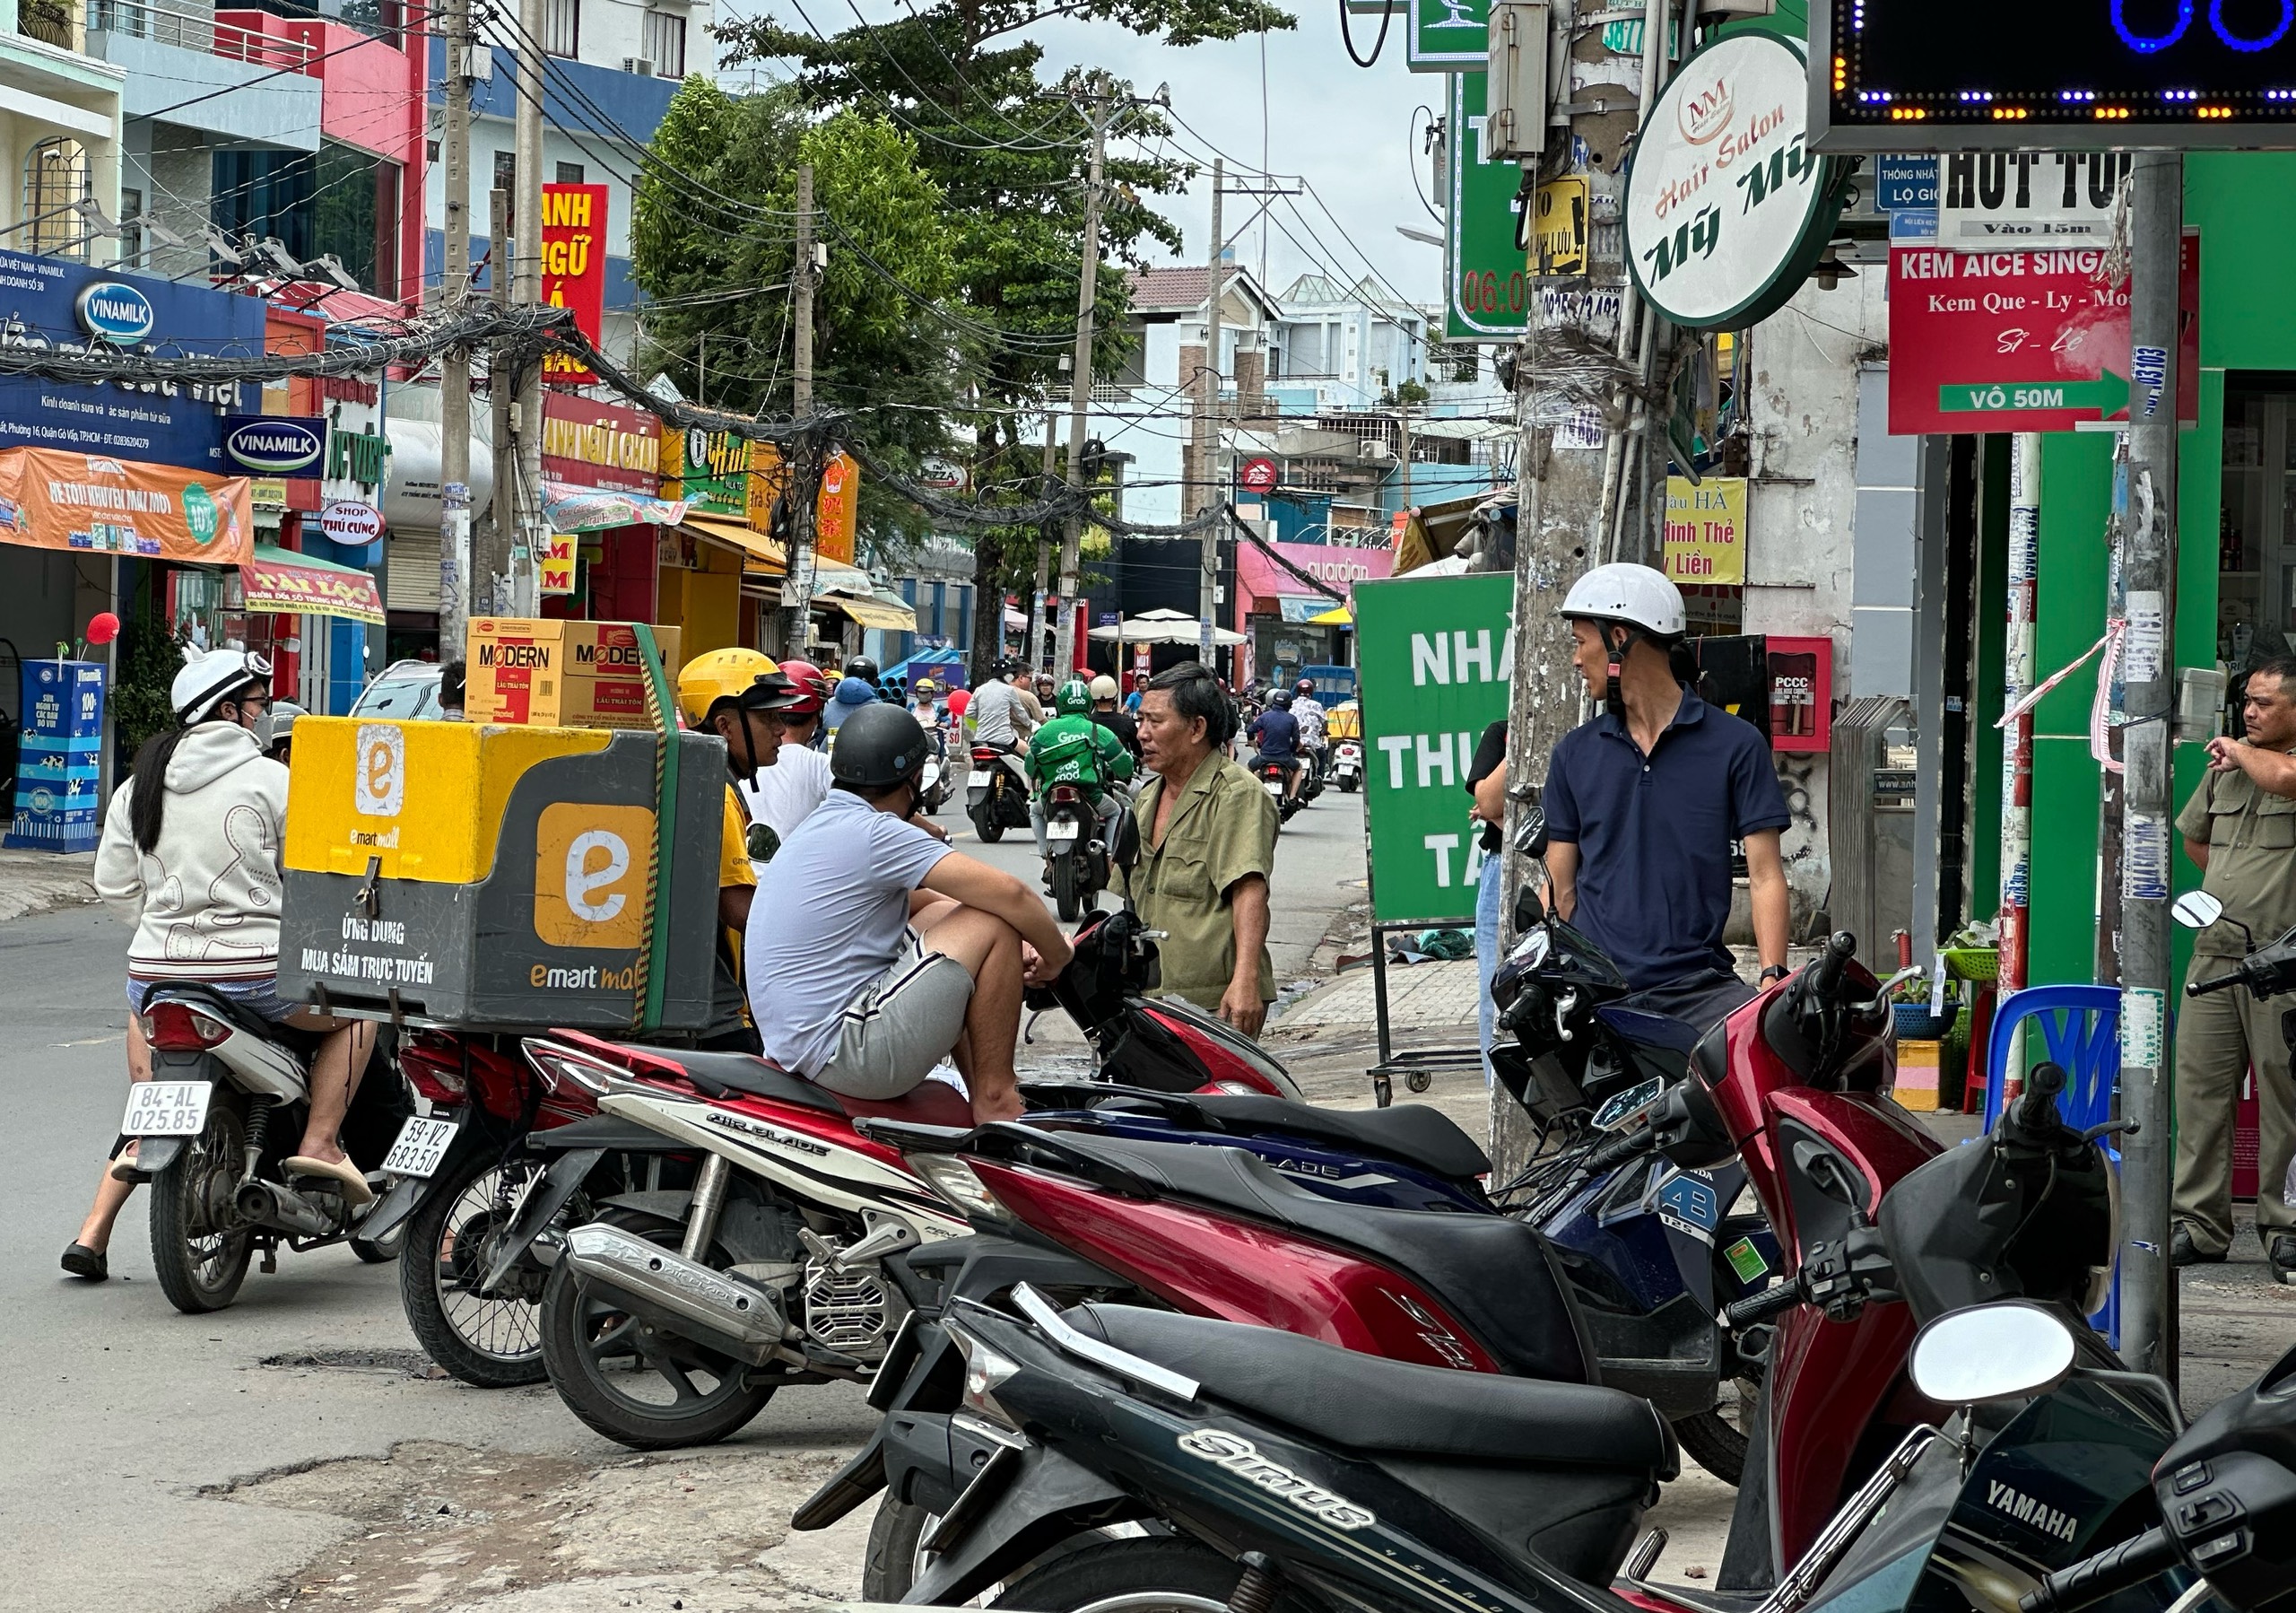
[19,0,74,48]
[89,0,315,69]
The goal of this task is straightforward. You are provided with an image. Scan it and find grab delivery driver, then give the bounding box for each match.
[677,650,808,1051]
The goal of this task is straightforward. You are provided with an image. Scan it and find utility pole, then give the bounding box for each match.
[1195,158,1224,673]
[1053,92,1113,676]
[509,0,544,618]
[485,185,512,618]
[436,0,473,653]
[2116,151,2182,1386]
[1032,400,1057,671]
[778,164,820,657]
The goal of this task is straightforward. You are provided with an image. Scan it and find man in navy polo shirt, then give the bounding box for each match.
[1541,564,1792,1033]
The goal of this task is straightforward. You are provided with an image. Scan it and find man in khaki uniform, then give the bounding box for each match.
[2174,655,2296,1279]
[1118,662,1280,1035]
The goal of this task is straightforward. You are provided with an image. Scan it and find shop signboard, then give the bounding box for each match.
[663,426,758,516]
[1886,233,2199,434]
[1622,30,1843,331]
[539,183,609,383]
[4,658,106,851]
[1238,536,1395,613]
[740,445,862,564]
[0,251,264,467]
[1935,153,2133,251]
[319,499,383,550]
[1352,571,1514,925]
[542,394,660,495]
[1407,0,1488,73]
[1873,154,1939,213]
[1445,71,1531,343]
[539,532,576,596]
[0,447,252,562]
[222,415,326,476]
[1662,475,1746,584]
[241,545,385,623]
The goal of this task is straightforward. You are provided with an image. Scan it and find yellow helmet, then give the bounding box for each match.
[678,648,778,727]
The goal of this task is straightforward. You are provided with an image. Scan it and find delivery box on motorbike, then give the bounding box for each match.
[275,716,722,1031]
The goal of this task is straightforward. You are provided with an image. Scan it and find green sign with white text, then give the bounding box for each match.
[1447,72,1530,343]
[1355,571,1517,926]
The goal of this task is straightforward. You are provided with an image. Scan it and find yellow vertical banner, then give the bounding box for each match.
[1662,475,1747,586]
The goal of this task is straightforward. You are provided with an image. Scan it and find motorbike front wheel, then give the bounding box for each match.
[994,1536,1316,1613]
[149,1094,255,1314]
[1672,1375,1754,1487]
[538,1208,776,1450]
[401,1148,548,1388]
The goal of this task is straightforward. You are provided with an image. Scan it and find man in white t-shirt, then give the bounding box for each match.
[741,658,834,856]
[746,704,1071,1120]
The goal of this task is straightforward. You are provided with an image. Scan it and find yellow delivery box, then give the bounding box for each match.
[276,715,724,1030]
[465,618,683,730]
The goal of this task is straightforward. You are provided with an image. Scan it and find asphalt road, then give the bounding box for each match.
[0,776,1370,1613]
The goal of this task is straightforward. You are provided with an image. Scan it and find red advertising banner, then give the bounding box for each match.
[1887,233,2198,436]
[541,392,660,495]
[540,183,608,384]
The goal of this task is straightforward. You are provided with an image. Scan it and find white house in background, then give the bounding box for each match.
[1265,273,1430,411]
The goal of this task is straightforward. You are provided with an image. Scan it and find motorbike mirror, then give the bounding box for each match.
[1108,806,1141,874]
[2172,890,2225,931]
[1513,884,1544,931]
[1512,806,1549,859]
[1908,1303,2078,1407]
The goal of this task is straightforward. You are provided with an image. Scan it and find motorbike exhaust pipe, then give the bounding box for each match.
[236,1177,337,1237]
[562,1222,792,1365]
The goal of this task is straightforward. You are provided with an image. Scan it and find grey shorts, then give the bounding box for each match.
[813,931,976,1101]
[126,976,301,1024]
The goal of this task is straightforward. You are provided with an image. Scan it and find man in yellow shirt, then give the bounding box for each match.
[678,650,808,1051]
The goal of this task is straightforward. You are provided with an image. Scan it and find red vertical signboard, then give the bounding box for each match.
[540,183,608,385]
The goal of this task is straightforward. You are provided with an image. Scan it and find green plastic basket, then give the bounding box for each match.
[1942,946,1999,983]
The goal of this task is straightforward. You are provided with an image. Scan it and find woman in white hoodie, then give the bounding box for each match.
[63,648,378,1281]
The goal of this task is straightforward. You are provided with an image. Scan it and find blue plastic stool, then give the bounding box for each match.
[1979,984,2123,1347]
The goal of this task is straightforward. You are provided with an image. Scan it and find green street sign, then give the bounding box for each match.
[1937,371,2129,418]
[1354,571,1517,927]
[1409,0,1488,71]
[1446,72,1530,344]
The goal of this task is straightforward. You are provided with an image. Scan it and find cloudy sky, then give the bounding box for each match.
[715,1,1446,309]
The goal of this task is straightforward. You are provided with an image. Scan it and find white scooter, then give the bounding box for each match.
[1329,737,1364,792]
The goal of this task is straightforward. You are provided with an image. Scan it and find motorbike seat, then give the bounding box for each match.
[1065,1303,1674,1474]
[1187,1093,1492,1181]
[675,1051,847,1114]
[1029,1130,1598,1384]
[142,982,322,1053]
[834,1080,978,1129]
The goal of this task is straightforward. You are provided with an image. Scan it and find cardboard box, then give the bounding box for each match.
[1895,1039,1942,1112]
[465,619,682,731]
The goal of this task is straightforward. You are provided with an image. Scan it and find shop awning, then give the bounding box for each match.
[830,592,918,632]
[1308,603,1352,626]
[681,514,786,577]
[242,544,385,624]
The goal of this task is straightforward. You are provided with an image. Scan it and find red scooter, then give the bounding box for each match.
[816,931,1946,1596]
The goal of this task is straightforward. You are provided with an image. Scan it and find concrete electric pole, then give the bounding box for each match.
[510,0,545,618]
[436,0,473,651]
[1195,158,1225,672]
[778,164,820,658]
[485,184,511,617]
[1052,92,1113,677]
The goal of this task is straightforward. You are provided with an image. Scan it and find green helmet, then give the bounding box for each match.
[1054,676,1093,716]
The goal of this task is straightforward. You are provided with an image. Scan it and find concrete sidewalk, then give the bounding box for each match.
[0,847,98,923]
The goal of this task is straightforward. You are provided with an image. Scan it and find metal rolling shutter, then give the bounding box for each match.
[385,530,440,614]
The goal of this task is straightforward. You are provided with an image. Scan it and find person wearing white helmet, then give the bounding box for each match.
[1539,563,1792,1033]
[65,648,379,1280]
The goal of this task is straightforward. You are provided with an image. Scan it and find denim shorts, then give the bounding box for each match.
[126,976,302,1024]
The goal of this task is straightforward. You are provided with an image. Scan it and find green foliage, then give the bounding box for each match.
[114,608,187,753]
[1382,378,1431,406]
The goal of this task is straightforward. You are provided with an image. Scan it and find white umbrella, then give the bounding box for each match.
[1088,608,1244,647]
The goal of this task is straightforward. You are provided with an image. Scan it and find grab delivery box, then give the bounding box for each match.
[275,716,724,1030]
[464,619,683,731]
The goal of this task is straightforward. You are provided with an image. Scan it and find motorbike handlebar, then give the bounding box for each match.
[1724,1278,1805,1330]
[2017,1525,2178,1613]
[2007,1059,2068,1139]
[1580,1127,1656,1176]
[1807,931,1857,1002]
[2188,968,2247,998]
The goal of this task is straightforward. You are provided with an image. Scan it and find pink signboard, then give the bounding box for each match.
[1237,539,1396,617]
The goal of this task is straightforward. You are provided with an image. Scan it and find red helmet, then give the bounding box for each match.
[776,658,829,718]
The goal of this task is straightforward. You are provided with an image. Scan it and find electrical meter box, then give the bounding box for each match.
[276,716,725,1030]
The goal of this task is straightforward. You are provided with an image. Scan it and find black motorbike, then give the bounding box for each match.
[966,745,1033,842]
[1041,783,1124,924]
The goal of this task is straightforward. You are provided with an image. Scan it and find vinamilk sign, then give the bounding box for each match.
[1622,29,1839,329]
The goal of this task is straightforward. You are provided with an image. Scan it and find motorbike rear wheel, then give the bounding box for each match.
[1673,1375,1754,1486]
[994,1537,1317,1613]
[402,1149,548,1388]
[1052,853,1083,923]
[149,1095,255,1314]
[538,1208,776,1450]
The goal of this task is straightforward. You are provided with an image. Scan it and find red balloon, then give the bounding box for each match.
[946,688,970,719]
[85,612,120,646]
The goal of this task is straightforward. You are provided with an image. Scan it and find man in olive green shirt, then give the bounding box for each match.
[1117,663,1280,1034]
[2173,656,2296,1278]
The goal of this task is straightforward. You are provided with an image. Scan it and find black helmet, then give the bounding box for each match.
[843,655,881,686]
[830,702,931,789]
[1271,689,1294,709]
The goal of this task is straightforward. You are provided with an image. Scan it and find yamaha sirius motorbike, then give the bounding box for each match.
[967,745,1033,842]
[858,943,2236,1613]
[117,985,408,1312]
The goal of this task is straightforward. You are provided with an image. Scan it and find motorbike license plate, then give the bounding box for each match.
[382,1117,459,1178]
[1264,780,1284,796]
[1048,820,1081,841]
[120,1080,212,1138]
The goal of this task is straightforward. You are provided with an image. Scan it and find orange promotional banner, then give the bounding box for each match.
[741,446,859,565]
[242,544,384,623]
[540,183,608,384]
[0,447,252,563]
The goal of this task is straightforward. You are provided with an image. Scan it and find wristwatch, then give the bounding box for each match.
[1760,964,1791,984]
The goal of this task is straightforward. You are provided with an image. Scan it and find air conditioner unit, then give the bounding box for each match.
[622,56,657,75]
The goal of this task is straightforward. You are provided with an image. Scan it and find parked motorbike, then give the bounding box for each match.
[967,745,1032,841]
[867,988,2158,1613]
[1041,783,1123,924]
[1328,737,1363,792]
[117,985,408,1313]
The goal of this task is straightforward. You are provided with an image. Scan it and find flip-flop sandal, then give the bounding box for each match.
[60,1242,109,1280]
[283,1155,377,1207]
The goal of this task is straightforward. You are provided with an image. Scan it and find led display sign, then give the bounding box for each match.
[1813,0,2296,150]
